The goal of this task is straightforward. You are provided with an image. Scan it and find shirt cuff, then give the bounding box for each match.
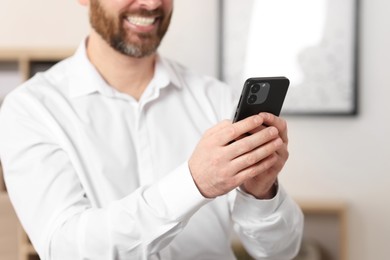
[233,184,287,219]
[150,162,211,221]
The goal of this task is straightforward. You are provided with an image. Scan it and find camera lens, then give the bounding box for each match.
[248,95,257,104]
[250,83,261,93]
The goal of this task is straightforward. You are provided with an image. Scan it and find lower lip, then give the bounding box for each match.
[124,19,159,33]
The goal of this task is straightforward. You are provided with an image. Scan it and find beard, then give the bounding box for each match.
[89,0,172,58]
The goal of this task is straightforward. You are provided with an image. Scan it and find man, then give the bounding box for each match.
[0,0,303,259]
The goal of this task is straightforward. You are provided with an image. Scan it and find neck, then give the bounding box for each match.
[86,32,156,100]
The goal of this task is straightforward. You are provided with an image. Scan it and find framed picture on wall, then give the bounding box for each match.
[220,0,359,115]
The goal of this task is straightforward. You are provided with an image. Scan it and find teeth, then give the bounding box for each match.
[127,16,155,26]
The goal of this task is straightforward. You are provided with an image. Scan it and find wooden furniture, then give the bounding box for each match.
[0,193,19,260]
[298,200,348,260]
[0,162,18,260]
[0,49,74,81]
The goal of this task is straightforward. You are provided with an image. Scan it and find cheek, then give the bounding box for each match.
[112,0,133,5]
[164,0,173,13]
[100,0,131,13]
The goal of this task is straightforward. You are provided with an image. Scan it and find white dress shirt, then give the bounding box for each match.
[0,41,303,260]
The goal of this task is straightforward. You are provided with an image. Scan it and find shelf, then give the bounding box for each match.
[0,49,74,83]
[0,49,74,61]
[298,200,347,214]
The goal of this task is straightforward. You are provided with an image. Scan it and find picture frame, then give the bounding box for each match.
[219,0,360,116]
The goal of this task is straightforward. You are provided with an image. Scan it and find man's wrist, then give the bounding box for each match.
[239,180,279,200]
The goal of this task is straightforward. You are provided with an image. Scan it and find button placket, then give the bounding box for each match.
[134,105,155,187]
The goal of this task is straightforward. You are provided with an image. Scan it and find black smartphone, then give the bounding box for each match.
[233,76,289,122]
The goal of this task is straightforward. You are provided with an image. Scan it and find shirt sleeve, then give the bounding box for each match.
[231,185,304,259]
[0,91,210,260]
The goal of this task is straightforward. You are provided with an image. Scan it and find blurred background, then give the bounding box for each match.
[0,0,389,260]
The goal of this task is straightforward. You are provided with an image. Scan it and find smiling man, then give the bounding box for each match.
[88,0,171,57]
[0,0,304,259]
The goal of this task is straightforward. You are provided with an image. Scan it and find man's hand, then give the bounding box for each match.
[239,113,289,199]
[188,113,287,199]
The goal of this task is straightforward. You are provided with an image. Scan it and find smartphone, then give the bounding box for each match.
[232,77,289,122]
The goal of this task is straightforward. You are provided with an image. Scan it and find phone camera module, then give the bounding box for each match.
[247,82,270,105]
[247,94,257,104]
[250,83,261,93]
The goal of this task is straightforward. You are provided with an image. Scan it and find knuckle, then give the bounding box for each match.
[238,141,252,154]
[247,167,258,178]
[245,117,259,131]
[245,153,258,166]
[263,145,273,156]
[214,170,238,193]
[260,158,272,171]
[227,125,237,139]
[216,175,230,190]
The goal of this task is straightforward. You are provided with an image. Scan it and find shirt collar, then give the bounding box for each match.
[156,56,182,90]
[67,39,182,99]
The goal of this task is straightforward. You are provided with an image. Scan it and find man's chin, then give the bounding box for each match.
[112,41,158,58]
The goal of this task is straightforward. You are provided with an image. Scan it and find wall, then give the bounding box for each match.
[283,1,390,260]
[1,0,389,260]
[0,0,88,48]
[0,0,218,77]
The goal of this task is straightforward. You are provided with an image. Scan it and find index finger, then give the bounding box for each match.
[260,113,288,143]
[216,115,264,145]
